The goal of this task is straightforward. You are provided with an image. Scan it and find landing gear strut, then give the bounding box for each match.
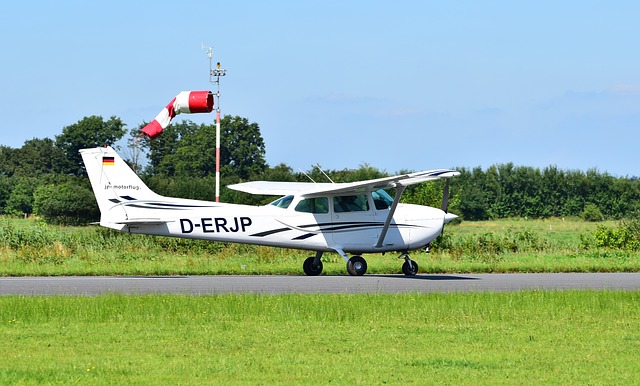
[346,255,367,276]
[400,253,419,276]
[303,251,323,276]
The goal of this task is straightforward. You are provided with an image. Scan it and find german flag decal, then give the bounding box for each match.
[102,156,115,166]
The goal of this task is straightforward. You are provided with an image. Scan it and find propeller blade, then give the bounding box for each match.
[441,179,450,213]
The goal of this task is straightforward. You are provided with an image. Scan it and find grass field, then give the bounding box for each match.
[1,217,639,276]
[1,218,639,385]
[1,291,639,385]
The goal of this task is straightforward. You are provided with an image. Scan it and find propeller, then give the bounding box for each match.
[441,178,450,212]
[427,177,457,254]
[441,178,458,223]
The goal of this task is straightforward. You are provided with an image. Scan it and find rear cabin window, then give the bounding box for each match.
[295,197,329,213]
[333,194,369,212]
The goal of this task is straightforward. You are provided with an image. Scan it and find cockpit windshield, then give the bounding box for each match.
[269,195,294,209]
[372,189,394,210]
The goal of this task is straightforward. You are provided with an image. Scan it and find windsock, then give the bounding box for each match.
[142,91,214,139]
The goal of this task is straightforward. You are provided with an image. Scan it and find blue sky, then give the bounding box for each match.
[1,1,639,176]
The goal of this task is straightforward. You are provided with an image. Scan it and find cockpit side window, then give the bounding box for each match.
[333,194,369,212]
[372,189,394,210]
[270,195,294,209]
[295,197,329,213]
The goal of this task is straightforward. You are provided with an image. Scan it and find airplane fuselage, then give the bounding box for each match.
[106,198,447,255]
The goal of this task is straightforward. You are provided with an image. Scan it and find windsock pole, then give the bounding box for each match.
[206,46,226,202]
[215,109,221,202]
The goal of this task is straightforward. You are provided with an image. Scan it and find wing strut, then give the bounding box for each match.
[374,185,406,248]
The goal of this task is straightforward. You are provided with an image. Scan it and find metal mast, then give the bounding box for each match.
[206,47,226,202]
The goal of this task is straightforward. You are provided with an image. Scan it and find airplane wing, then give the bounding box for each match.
[228,169,460,197]
[226,181,336,196]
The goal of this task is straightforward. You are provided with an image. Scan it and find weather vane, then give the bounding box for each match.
[204,45,226,202]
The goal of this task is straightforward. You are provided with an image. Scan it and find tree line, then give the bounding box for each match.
[0,114,638,224]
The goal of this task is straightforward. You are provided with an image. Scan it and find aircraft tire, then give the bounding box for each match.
[303,256,323,276]
[346,256,367,276]
[402,259,419,276]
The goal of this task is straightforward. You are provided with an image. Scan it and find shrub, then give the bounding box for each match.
[33,183,100,225]
[433,227,549,258]
[582,203,604,222]
[592,219,640,250]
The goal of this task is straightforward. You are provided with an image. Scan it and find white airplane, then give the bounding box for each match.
[80,146,459,276]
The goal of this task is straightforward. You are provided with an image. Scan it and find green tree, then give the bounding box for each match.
[403,180,445,208]
[541,165,566,217]
[458,184,490,220]
[145,175,217,201]
[140,120,199,176]
[452,167,489,220]
[219,116,267,180]
[0,145,18,177]
[56,115,126,176]
[4,177,40,216]
[173,122,218,177]
[141,116,267,181]
[263,163,297,182]
[13,138,67,176]
[0,175,12,213]
[563,169,587,216]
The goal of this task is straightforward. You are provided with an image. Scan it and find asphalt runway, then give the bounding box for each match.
[1,273,639,295]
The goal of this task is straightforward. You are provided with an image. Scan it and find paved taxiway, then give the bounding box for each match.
[1,273,639,295]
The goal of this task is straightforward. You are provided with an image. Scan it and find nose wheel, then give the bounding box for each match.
[303,252,324,276]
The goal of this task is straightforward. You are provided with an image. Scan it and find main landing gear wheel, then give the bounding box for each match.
[303,256,323,276]
[402,259,419,276]
[346,255,367,276]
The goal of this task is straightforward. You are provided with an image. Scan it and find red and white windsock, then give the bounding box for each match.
[141,90,214,139]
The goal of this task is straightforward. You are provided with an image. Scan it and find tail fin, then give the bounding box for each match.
[80,146,160,227]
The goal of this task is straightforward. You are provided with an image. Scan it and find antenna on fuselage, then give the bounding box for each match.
[299,169,316,183]
[315,164,335,183]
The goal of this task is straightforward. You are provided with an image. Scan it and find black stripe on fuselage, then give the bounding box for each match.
[250,221,422,239]
[120,202,217,210]
[250,227,292,237]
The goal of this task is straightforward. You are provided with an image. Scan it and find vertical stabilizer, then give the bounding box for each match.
[80,146,159,227]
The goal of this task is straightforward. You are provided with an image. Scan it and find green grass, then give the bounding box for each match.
[1,217,639,276]
[0,291,638,385]
[453,216,615,243]
[2,218,638,384]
